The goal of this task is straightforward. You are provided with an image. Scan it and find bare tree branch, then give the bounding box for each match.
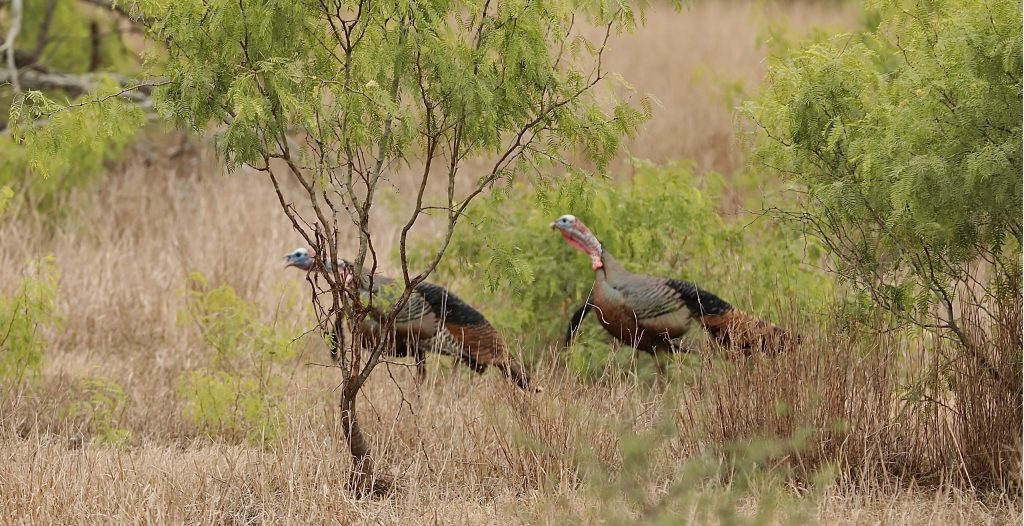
[79,0,141,24]
[0,72,164,133]
[0,0,23,93]
[31,0,57,62]
[0,70,161,101]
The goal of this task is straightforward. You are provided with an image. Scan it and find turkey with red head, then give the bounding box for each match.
[284,248,539,392]
[551,215,797,367]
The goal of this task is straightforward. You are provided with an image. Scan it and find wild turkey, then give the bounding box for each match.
[550,215,797,368]
[284,248,539,391]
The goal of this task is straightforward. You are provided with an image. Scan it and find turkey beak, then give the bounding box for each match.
[284,256,295,268]
[549,222,558,231]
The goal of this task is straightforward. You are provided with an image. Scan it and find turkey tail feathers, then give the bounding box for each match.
[700,309,800,354]
[443,320,541,392]
[498,358,543,392]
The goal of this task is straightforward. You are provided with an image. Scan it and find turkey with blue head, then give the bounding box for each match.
[284,248,540,391]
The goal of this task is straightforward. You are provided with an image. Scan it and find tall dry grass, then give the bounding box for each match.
[677,310,1022,492]
[0,1,1020,524]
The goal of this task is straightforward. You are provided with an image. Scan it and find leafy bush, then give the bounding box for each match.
[0,257,60,391]
[14,0,139,75]
[742,0,1022,489]
[178,370,288,445]
[744,0,1022,336]
[411,162,833,378]
[66,376,133,447]
[2,0,146,213]
[0,185,13,215]
[5,88,145,213]
[561,434,823,525]
[177,273,302,445]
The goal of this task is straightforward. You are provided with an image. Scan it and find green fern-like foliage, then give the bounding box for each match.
[0,257,61,390]
[0,185,13,215]
[177,272,302,446]
[66,376,133,447]
[5,87,145,211]
[411,162,832,378]
[1,1,146,213]
[139,0,650,192]
[744,0,1022,327]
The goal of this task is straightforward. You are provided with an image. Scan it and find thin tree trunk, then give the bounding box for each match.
[337,313,394,498]
[88,21,101,72]
[339,381,393,498]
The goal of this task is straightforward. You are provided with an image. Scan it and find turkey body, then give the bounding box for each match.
[345,272,537,391]
[570,252,733,354]
[554,216,797,357]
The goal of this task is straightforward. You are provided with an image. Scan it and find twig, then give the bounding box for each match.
[40,79,168,116]
[0,70,164,101]
[79,0,144,25]
[304,361,341,369]
[1,0,23,93]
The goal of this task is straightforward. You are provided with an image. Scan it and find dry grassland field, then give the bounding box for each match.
[0,1,1021,524]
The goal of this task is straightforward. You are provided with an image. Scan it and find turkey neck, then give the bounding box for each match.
[595,250,631,287]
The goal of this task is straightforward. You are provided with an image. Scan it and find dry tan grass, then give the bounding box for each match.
[608,0,855,174]
[0,1,1020,524]
[2,344,1020,524]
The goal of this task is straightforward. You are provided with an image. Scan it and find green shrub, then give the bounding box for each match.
[14,0,138,75]
[410,162,833,379]
[0,257,60,391]
[0,185,12,215]
[178,370,288,445]
[177,272,302,445]
[66,376,133,447]
[5,87,145,213]
[2,0,146,214]
[564,434,822,526]
[743,0,1022,489]
[744,0,1022,333]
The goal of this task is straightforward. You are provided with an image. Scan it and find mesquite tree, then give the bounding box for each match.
[745,0,1021,380]
[140,0,649,495]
